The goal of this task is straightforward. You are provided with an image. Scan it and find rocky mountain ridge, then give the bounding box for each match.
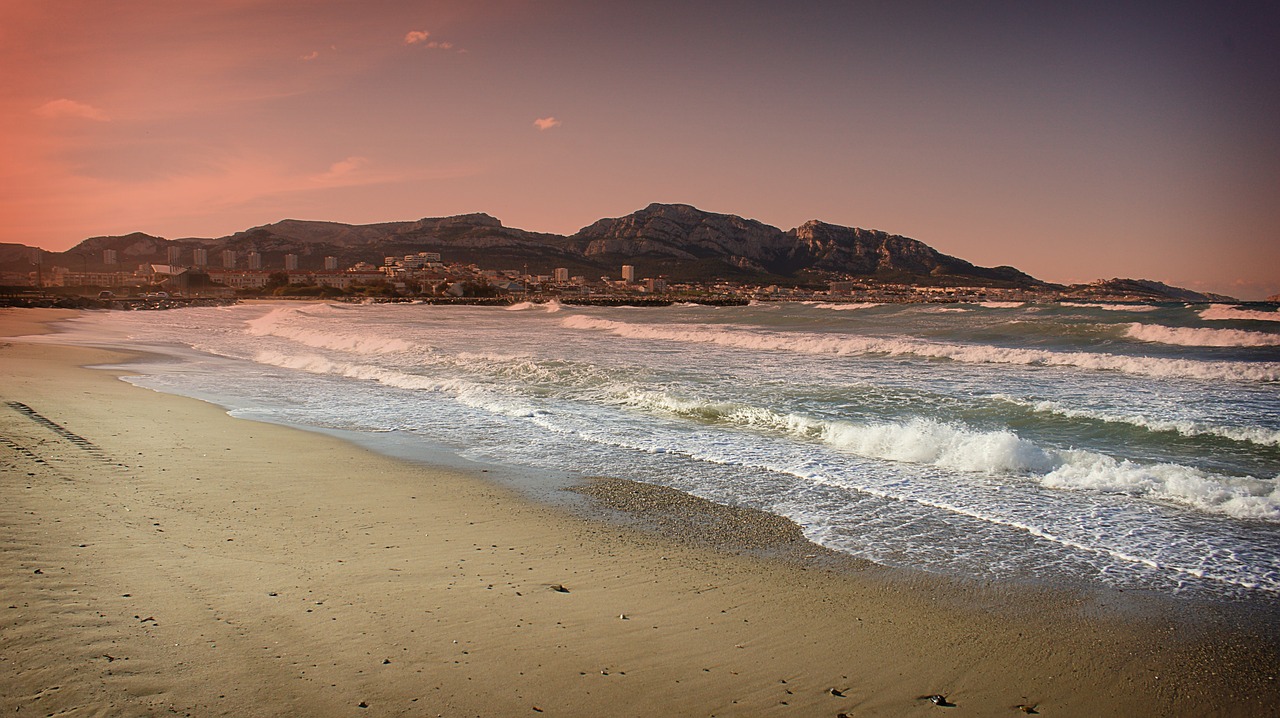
[2,203,1237,300]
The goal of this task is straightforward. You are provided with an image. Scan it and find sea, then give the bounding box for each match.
[41,299,1280,604]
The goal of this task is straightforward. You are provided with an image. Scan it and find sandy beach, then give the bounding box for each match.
[2,308,1277,717]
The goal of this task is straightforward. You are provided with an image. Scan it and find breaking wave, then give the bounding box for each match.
[995,396,1280,447]
[506,300,564,313]
[808,302,883,311]
[1060,302,1160,312]
[1124,323,1280,347]
[562,316,1280,382]
[614,388,1279,520]
[1200,305,1280,323]
[245,306,419,355]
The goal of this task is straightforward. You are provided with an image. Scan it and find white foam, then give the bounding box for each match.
[505,300,564,313]
[1200,305,1280,322]
[979,301,1025,308]
[612,387,1279,519]
[810,302,883,311]
[1060,302,1160,312]
[1124,322,1280,347]
[1043,453,1280,521]
[994,396,1280,447]
[245,306,419,354]
[562,316,1280,382]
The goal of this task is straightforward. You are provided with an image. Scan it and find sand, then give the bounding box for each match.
[2,307,1277,717]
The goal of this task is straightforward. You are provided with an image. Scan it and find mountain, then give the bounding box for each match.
[1063,278,1234,303]
[0,203,1229,299]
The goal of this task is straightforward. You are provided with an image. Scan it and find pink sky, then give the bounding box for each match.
[4,0,1278,297]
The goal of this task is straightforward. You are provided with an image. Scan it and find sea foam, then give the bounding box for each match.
[562,316,1280,382]
[1060,302,1160,312]
[1199,305,1280,323]
[994,395,1280,447]
[612,387,1279,520]
[1124,322,1280,347]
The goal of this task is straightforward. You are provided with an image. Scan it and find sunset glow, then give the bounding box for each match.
[3,0,1277,297]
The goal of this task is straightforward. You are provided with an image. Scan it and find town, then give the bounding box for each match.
[0,246,1192,309]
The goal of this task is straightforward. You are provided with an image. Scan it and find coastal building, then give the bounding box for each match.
[621,265,635,283]
[167,246,182,266]
[554,267,570,282]
[192,248,208,267]
[222,250,236,269]
[324,256,338,270]
[103,249,117,265]
[284,254,299,271]
[247,252,262,270]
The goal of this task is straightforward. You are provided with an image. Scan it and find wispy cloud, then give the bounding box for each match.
[300,50,320,61]
[35,99,110,122]
[404,29,461,51]
[534,117,561,131]
[315,156,369,183]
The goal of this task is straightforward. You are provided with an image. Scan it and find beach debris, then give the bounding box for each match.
[358,701,369,708]
[33,569,43,574]
[829,687,847,697]
[919,694,955,707]
[619,613,628,620]
[1014,703,1039,714]
[549,583,570,593]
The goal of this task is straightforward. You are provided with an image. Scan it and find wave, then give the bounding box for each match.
[1125,323,1280,347]
[562,316,1280,382]
[506,299,564,313]
[250,350,545,420]
[613,388,1279,520]
[245,306,419,355]
[1060,302,1159,312]
[1200,305,1280,323]
[1042,454,1279,521]
[978,301,1025,309]
[994,396,1280,447]
[808,302,883,311]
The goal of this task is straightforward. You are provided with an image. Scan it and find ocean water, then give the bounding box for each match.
[44,300,1280,602]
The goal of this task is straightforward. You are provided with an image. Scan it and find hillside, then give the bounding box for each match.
[0,203,1232,299]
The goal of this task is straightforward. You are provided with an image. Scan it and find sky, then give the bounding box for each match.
[3,0,1278,298]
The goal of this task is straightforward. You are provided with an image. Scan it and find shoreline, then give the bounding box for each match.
[3,306,1278,716]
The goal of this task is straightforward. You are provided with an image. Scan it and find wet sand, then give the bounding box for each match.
[2,307,1277,716]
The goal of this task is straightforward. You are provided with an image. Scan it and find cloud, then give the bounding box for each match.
[35,99,110,122]
[316,156,369,182]
[301,50,320,61]
[533,117,561,131]
[404,30,430,45]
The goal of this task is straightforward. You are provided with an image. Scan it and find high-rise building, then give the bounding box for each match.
[324,256,338,270]
[222,250,237,269]
[247,252,262,270]
[103,249,117,265]
[621,265,635,283]
[554,267,569,282]
[167,246,182,266]
[284,254,299,271]
[192,248,208,267]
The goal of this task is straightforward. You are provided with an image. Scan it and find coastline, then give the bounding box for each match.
[2,307,1277,716]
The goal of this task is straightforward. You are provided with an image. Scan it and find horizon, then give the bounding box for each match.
[4,1,1277,299]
